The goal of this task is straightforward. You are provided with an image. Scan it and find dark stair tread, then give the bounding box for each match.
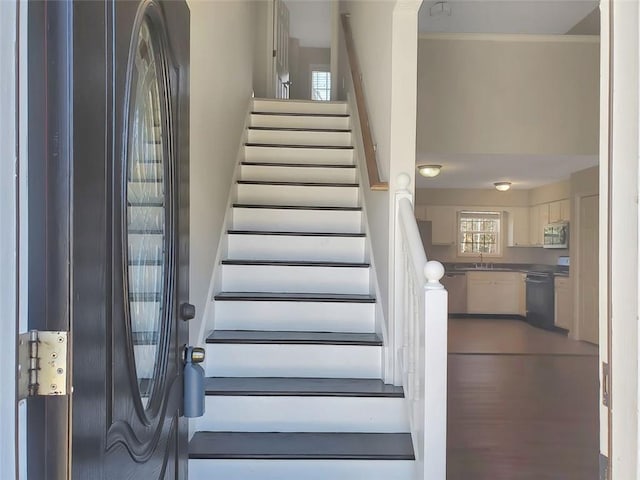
[251,111,350,118]
[245,143,354,150]
[206,330,382,346]
[227,230,365,237]
[233,203,362,211]
[204,377,404,397]
[213,292,376,303]
[221,260,369,268]
[237,180,358,187]
[248,126,352,133]
[241,161,356,169]
[189,432,414,460]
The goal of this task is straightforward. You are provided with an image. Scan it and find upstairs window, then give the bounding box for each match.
[311,70,331,101]
[458,211,502,256]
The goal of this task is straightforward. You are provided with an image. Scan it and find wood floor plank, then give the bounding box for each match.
[447,353,599,480]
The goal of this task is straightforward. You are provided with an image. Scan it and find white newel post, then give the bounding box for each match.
[423,261,447,480]
[392,173,413,385]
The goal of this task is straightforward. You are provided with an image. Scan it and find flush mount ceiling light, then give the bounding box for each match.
[430,1,452,16]
[417,164,442,178]
[494,182,512,192]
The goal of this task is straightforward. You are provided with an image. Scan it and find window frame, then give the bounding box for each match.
[457,210,503,258]
[310,65,331,101]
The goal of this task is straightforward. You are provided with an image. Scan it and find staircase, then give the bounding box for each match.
[188,99,415,479]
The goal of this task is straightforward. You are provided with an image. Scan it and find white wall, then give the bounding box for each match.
[417,34,600,156]
[338,0,421,323]
[188,0,256,345]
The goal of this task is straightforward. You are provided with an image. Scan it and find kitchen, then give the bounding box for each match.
[415,2,601,478]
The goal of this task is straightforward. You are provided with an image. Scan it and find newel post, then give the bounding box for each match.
[390,173,412,385]
[422,260,447,480]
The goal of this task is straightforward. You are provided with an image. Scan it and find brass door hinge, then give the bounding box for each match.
[602,362,610,408]
[18,331,69,400]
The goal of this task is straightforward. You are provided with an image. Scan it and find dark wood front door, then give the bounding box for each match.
[72,1,190,477]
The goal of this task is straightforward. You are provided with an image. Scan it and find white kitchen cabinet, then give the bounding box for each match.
[549,199,571,223]
[554,276,573,331]
[424,206,457,245]
[467,271,521,314]
[441,272,467,314]
[519,272,527,317]
[507,207,531,247]
[528,204,549,246]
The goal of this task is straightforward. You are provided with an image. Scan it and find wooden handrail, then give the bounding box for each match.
[341,14,388,191]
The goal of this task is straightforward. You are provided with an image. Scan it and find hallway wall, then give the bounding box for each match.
[188,0,257,345]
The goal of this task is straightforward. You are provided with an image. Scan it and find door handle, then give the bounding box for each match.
[180,302,196,321]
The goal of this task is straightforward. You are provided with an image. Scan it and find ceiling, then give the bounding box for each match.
[418,0,599,35]
[416,0,600,190]
[284,0,332,48]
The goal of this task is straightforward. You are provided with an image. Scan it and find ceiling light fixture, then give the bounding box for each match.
[429,1,452,16]
[417,164,442,178]
[494,182,512,192]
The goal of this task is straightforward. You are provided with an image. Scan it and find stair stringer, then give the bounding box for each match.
[345,94,394,385]
[192,98,253,380]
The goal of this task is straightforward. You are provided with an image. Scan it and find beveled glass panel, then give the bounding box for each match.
[126,19,166,408]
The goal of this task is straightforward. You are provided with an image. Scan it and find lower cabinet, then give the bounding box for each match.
[441,273,467,314]
[519,272,527,317]
[554,276,573,330]
[467,271,521,315]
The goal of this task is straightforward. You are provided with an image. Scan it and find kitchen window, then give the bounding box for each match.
[458,211,502,256]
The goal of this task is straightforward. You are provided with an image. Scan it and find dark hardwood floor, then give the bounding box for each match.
[448,319,599,480]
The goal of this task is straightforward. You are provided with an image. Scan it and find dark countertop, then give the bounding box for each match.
[443,262,569,277]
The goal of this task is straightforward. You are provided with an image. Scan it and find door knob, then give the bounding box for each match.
[180,302,196,321]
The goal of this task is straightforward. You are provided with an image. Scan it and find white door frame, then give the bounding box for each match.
[603,0,640,477]
[0,2,19,475]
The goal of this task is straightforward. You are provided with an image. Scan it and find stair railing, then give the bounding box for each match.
[392,173,447,480]
[340,13,388,191]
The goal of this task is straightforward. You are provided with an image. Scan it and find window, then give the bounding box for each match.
[458,211,502,256]
[311,70,331,101]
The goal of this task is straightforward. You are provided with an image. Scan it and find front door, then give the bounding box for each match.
[273,0,290,99]
[27,1,190,477]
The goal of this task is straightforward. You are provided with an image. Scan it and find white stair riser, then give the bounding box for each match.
[221,265,370,294]
[189,459,415,480]
[247,129,352,147]
[240,164,357,183]
[253,99,347,115]
[214,301,375,333]
[232,207,362,233]
[195,396,409,433]
[206,344,382,378]
[251,113,350,130]
[244,146,353,165]
[227,235,366,262]
[237,184,359,208]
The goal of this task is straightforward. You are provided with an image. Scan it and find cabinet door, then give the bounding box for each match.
[441,273,467,314]
[519,273,527,316]
[467,272,520,314]
[529,204,548,246]
[559,199,570,221]
[507,207,530,247]
[548,201,561,223]
[425,206,456,245]
[554,277,573,330]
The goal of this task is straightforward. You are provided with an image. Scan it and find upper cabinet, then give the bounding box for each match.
[548,199,571,223]
[424,206,457,245]
[507,207,531,247]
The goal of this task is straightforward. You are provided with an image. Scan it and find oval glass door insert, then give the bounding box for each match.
[126,18,168,408]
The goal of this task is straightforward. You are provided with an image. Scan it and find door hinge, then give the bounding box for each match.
[599,453,609,480]
[273,49,276,58]
[18,331,70,400]
[602,361,610,408]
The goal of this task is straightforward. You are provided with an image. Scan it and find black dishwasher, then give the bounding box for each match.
[525,271,556,331]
